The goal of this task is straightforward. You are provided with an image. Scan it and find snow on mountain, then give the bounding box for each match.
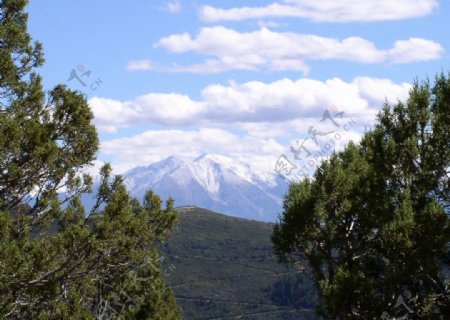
[122,154,288,221]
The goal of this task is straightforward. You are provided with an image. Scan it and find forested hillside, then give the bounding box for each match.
[161,206,317,319]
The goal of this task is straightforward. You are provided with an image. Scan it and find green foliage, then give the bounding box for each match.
[0,181,182,318]
[272,73,450,318]
[162,206,318,320]
[266,274,317,310]
[0,1,181,318]
[0,0,97,213]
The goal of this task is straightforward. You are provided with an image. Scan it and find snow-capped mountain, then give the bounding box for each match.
[122,154,288,221]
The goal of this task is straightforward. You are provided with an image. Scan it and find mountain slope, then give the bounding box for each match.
[123,154,288,221]
[160,206,317,320]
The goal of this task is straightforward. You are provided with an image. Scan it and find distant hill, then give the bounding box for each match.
[123,154,288,222]
[160,206,317,320]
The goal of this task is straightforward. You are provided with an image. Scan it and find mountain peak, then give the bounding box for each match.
[123,154,288,221]
[194,153,209,161]
[159,155,191,166]
[194,153,231,164]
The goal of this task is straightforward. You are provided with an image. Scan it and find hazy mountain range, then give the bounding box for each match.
[122,154,288,221]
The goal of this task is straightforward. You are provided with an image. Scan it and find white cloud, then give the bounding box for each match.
[90,76,411,133]
[93,76,412,175]
[152,27,443,73]
[99,122,367,177]
[388,38,444,63]
[126,60,156,71]
[100,128,284,174]
[90,93,204,132]
[200,0,438,23]
[162,0,182,14]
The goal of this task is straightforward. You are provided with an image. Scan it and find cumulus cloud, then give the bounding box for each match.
[92,76,411,175]
[200,0,438,23]
[150,27,443,74]
[90,93,203,133]
[388,38,444,63]
[100,128,284,174]
[90,76,411,133]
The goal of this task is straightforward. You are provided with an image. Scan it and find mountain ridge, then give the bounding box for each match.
[123,154,288,221]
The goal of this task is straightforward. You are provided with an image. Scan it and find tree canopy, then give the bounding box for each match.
[0,0,182,318]
[273,73,450,319]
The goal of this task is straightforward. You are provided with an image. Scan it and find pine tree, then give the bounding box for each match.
[272,74,450,318]
[0,1,182,318]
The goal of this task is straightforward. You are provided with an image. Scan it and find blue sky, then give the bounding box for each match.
[27,0,450,176]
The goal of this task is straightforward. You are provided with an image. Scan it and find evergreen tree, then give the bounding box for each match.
[272,73,450,319]
[0,0,182,318]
